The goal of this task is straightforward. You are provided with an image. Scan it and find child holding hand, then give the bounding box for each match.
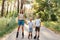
[28,18,33,39]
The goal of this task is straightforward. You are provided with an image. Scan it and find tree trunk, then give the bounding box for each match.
[17,0,19,13]
[6,2,9,15]
[1,0,6,17]
[10,2,12,14]
[21,0,24,9]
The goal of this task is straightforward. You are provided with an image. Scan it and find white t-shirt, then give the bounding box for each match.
[18,13,24,20]
[35,19,41,27]
[28,21,33,28]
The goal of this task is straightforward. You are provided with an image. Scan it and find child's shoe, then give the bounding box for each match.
[34,36,36,39]
[31,34,32,39]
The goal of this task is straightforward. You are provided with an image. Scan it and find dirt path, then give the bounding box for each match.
[2,24,60,40]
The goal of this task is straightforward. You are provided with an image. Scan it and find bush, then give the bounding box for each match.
[51,14,57,21]
[54,23,60,32]
[44,21,50,28]
[44,21,60,33]
[0,17,17,37]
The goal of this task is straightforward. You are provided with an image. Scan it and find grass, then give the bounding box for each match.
[0,17,18,37]
[43,21,60,34]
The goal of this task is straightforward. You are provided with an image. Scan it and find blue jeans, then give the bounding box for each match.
[18,20,24,26]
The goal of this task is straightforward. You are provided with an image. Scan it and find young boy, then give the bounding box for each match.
[28,18,33,39]
[34,16,41,39]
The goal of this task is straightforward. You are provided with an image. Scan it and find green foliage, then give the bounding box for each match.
[0,17,17,37]
[51,14,57,21]
[33,0,60,21]
[44,21,60,32]
[5,11,18,18]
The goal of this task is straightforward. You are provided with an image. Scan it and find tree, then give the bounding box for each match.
[34,0,59,21]
[6,1,9,15]
[1,0,6,17]
[17,0,19,13]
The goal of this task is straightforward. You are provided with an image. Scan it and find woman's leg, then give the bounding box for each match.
[22,26,24,38]
[22,20,24,38]
[18,26,20,32]
[16,26,20,38]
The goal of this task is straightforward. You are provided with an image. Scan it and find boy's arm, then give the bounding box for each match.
[40,19,41,27]
[33,21,36,28]
[40,22,41,27]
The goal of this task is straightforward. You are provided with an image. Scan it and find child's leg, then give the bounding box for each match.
[37,27,40,38]
[35,31,37,37]
[34,31,37,39]
[31,32,32,39]
[34,27,37,38]
[38,32,40,38]
[28,32,30,39]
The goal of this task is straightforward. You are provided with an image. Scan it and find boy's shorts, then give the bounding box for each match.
[35,27,40,32]
[18,20,24,26]
[29,28,33,32]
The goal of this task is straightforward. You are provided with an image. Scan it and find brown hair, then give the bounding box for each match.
[20,9,23,14]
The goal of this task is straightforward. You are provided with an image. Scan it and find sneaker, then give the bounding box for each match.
[37,38,39,40]
[28,36,29,39]
[38,36,39,38]
[34,36,36,39]
[37,36,39,40]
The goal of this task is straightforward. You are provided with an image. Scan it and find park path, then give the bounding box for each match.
[5,24,60,40]
[0,19,60,40]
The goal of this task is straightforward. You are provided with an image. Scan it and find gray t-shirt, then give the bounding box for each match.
[35,19,41,27]
[28,21,33,28]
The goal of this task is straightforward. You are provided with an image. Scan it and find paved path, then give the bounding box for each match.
[5,24,60,40]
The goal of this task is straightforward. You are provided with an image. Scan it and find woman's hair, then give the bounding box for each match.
[20,9,23,14]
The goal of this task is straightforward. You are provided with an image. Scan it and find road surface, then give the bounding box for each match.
[4,24,60,40]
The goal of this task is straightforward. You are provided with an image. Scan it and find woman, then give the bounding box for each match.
[16,9,25,38]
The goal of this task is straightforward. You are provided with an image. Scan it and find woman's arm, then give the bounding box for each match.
[18,14,20,20]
